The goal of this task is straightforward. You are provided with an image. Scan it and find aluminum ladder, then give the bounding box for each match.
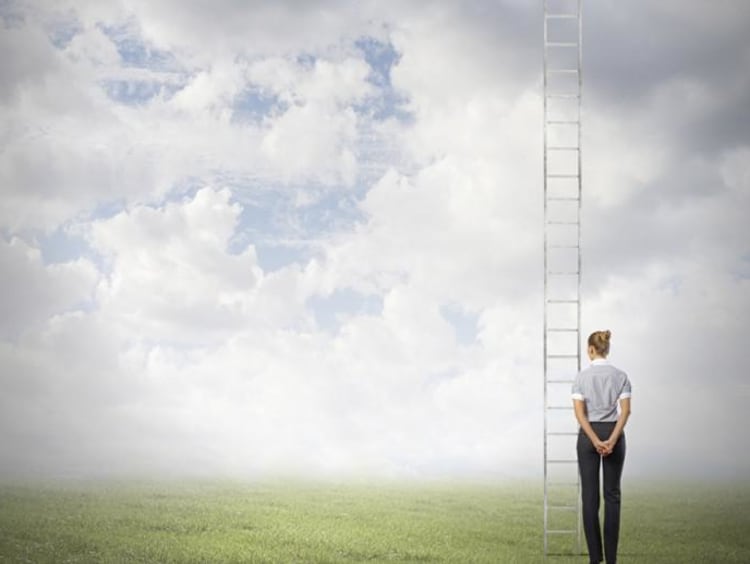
[543,0,583,557]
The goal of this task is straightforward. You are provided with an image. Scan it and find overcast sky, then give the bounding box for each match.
[1,0,748,482]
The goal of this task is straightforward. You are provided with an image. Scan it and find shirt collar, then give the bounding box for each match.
[591,358,609,366]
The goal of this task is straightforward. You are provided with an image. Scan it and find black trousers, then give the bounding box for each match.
[577,422,626,564]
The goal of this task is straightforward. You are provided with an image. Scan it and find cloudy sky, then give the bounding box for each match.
[1,0,748,481]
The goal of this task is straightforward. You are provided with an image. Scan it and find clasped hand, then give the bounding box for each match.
[595,438,615,457]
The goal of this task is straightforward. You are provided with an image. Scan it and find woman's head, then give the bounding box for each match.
[587,330,611,359]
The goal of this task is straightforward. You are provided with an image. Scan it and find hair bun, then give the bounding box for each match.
[587,330,612,356]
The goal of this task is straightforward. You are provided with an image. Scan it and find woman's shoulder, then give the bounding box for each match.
[606,363,629,380]
[584,362,627,377]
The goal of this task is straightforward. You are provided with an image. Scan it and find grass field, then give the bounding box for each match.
[0,479,748,563]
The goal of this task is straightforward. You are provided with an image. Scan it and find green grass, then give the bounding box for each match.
[0,479,747,563]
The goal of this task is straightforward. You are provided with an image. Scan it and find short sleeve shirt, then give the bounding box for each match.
[571,359,632,422]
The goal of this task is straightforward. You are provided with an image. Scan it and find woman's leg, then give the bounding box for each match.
[602,433,626,564]
[577,429,603,563]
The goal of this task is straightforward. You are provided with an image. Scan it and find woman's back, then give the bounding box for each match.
[572,360,631,422]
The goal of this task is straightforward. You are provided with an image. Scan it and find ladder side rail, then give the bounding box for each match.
[575,0,583,552]
[543,0,584,557]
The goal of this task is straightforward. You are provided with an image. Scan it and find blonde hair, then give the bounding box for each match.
[588,330,611,357]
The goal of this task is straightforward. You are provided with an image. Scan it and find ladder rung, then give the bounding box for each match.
[548,505,578,511]
[547,406,573,410]
[546,93,580,99]
[547,431,577,435]
[547,380,575,385]
[547,529,578,535]
[547,196,579,200]
[547,246,578,250]
[547,328,578,333]
[546,221,578,225]
[547,459,577,463]
[547,482,578,487]
[546,146,579,150]
[546,68,578,74]
[545,42,578,47]
[546,120,579,125]
[547,174,579,178]
[547,354,578,358]
[545,14,578,20]
[546,299,579,303]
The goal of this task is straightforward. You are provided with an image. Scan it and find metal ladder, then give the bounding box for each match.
[543,0,583,557]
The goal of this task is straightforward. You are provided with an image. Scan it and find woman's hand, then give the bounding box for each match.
[594,439,610,456]
[597,438,616,456]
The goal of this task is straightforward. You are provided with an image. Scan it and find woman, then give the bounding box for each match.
[572,330,632,564]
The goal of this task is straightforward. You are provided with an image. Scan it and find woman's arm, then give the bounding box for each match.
[573,399,608,453]
[603,397,631,453]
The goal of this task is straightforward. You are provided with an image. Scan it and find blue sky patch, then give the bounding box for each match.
[355,36,411,123]
[102,79,168,105]
[100,22,180,72]
[37,226,94,266]
[229,186,365,272]
[440,303,479,345]
[0,1,26,28]
[733,252,750,280]
[356,37,399,87]
[231,87,286,124]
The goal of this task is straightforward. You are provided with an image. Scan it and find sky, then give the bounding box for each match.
[0,0,748,482]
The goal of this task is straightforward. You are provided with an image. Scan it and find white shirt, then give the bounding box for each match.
[571,359,632,422]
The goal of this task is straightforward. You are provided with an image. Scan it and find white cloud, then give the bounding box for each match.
[0,22,61,104]
[63,24,121,68]
[721,146,750,199]
[119,0,385,63]
[170,61,245,118]
[90,187,263,344]
[0,6,393,231]
[0,237,98,338]
[1,0,748,481]
[248,56,373,107]
[581,260,749,479]
[0,16,183,229]
[261,103,359,186]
